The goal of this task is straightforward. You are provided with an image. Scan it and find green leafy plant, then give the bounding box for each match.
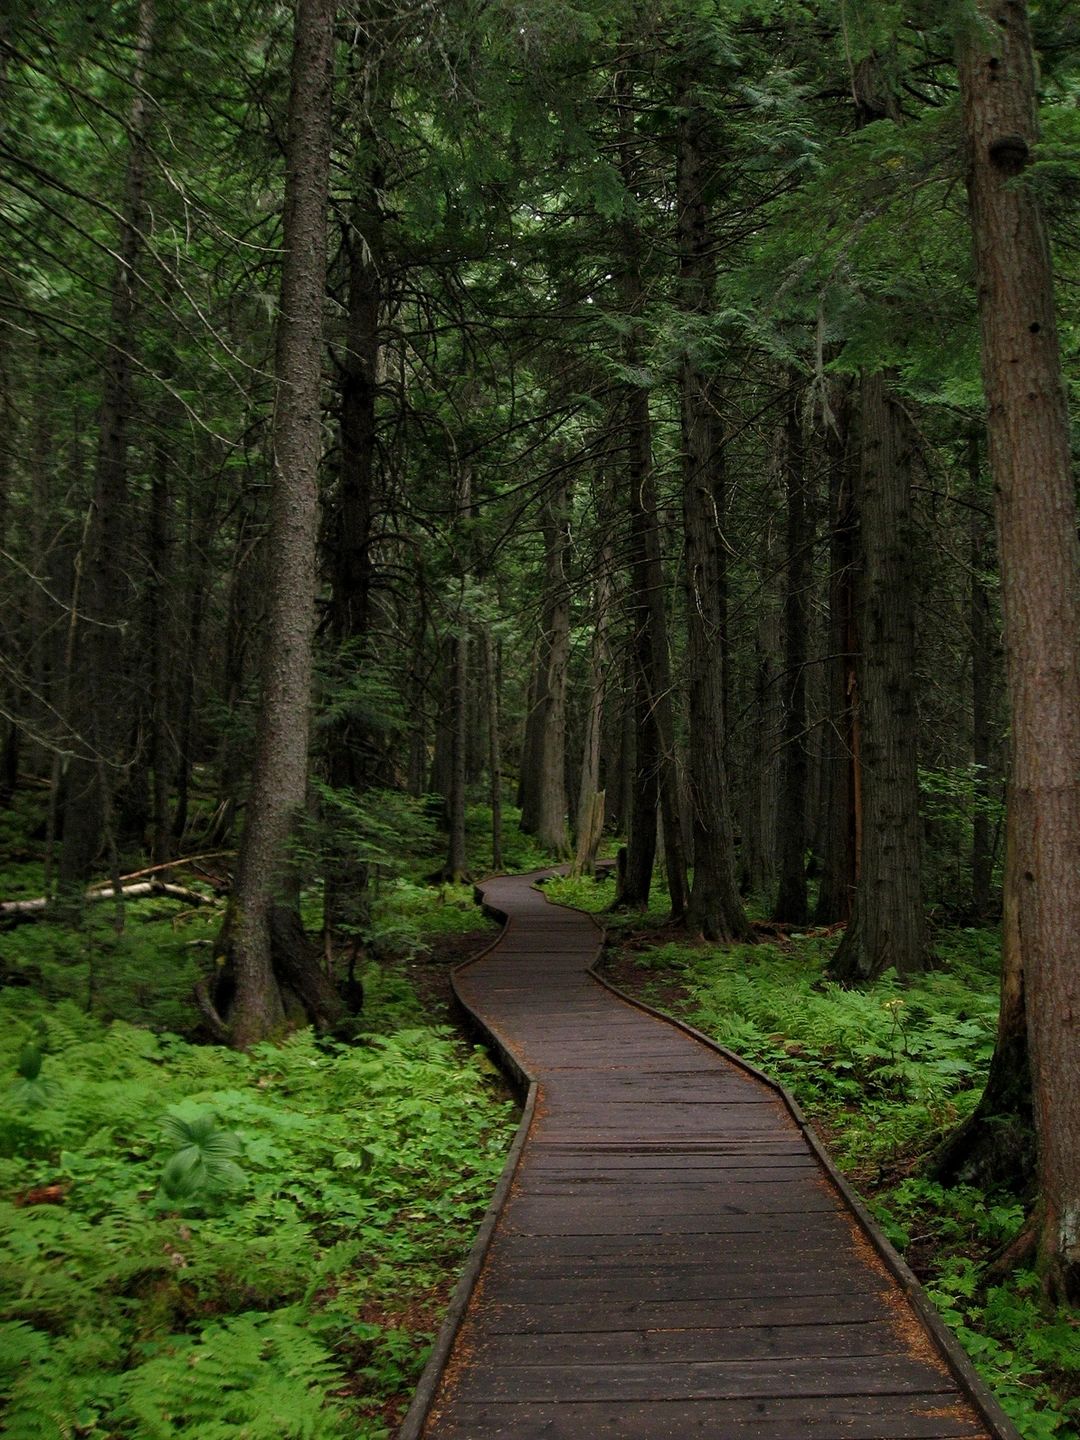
[0,973,515,1439]
[157,1108,245,1204]
[5,1045,61,1113]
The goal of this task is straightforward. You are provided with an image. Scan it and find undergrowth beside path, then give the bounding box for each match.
[0,904,515,1439]
[544,873,1080,1440]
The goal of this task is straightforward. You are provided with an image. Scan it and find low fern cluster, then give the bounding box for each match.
[0,981,516,1439]
[672,936,999,1169]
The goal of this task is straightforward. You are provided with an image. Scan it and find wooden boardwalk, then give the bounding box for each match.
[400,872,1019,1440]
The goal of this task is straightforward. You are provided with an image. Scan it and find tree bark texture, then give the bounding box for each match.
[932,810,1033,1194]
[816,384,859,924]
[676,79,750,941]
[572,502,613,877]
[774,380,810,924]
[959,0,1080,1302]
[968,431,997,920]
[484,627,504,871]
[534,478,571,857]
[741,483,783,900]
[225,0,336,1049]
[614,59,688,916]
[828,374,926,983]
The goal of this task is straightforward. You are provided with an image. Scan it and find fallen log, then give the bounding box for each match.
[0,881,214,917]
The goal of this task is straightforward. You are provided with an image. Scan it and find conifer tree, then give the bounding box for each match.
[958,0,1080,1304]
[221,0,340,1048]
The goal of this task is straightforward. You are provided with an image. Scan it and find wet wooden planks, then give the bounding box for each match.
[407,871,1017,1440]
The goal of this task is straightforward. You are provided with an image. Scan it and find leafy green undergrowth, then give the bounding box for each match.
[1,896,215,1033]
[366,877,491,961]
[465,801,556,876]
[1,864,493,1040]
[0,979,516,1439]
[542,880,1080,1440]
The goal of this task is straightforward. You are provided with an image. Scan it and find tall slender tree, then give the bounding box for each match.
[222,0,338,1048]
[57,0,156,900]
[675,61,750,942]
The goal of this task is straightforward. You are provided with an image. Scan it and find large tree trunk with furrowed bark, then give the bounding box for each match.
[958,0,1080,1304]
[614,61,687,918]
[931,812,1033,1194]
[967,430,997,921]
[828,375,926,984]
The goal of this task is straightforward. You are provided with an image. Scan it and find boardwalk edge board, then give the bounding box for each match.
[397,870,1022,1440]
[396,889,539,1440]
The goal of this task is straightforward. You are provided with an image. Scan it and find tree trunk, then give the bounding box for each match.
[223,0,337,1049]
[967,430,997,920]
[815,384,858,924]
[774,379,810,924]
[959,0,1080,1303]
[534,478,571,857]
[828,374,926,983]
[484,627,503,871]
[571,510,613,878]
[619,383,661,911]
[614,82,688,913]
[931,810,1033,1193]
[57,0,155,898]
[517,640,545,832]
[676,77,750,942]
[741,453,783,899]
[443,622,469,880]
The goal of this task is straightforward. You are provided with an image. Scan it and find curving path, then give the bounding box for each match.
[400,871,1019,1440]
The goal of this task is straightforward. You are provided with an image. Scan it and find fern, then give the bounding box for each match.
[0,978,514,1436]
[115,1311,350,1439]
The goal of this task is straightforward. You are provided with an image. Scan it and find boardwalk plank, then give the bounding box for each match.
[479,1319,922,1364]
[427,1398,990,1440]
[456,1353,952,1403]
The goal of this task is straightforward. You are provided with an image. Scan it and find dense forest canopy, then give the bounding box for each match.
[1,0,1079,1428]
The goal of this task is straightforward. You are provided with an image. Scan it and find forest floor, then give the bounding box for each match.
[541,873,1079,1440]
[0,812,518,1440]
[2,796,1078,1440]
